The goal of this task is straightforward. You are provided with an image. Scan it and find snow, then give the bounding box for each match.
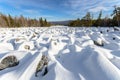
[0,26,120,80]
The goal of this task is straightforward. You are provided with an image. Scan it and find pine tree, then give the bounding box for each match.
[14,17,21,27]
[0,13,9,27]
[44,19,47,26]
[95,10,102,27]
[82,12,92,26]
[39,17,43,27]
[19,15,25,27]
[111,6,120,26]
[104,15,109,27]
[8,14,14,27]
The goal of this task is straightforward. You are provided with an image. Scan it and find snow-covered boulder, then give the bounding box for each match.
[18,41,35,51]
[93,38,104,46]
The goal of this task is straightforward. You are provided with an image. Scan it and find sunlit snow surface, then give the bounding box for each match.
[0,26,120,80]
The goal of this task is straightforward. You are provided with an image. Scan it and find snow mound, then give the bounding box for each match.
[0,26,120,80]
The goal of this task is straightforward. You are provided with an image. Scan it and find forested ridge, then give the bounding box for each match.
[69,6,120,27]
[0,13,51,27]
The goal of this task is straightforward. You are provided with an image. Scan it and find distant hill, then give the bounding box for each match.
[50,20,72,26]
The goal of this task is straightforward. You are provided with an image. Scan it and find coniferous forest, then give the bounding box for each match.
[69,6,120,27]
[0,13,51,27]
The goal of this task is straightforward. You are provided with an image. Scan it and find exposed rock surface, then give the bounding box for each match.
[0,55,19,70]
[35,55,49,77]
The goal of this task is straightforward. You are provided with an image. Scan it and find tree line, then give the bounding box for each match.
[0,13,51,27]
[69,6,120,27]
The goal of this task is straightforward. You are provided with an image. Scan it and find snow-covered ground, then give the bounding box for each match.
[0,26,120,80]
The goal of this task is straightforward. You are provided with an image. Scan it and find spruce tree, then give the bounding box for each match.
[95,10,102,27]
[44,19,47,26]
[111,6,120,26]
[8,14,14,27]
[0,13,9,27]
[39,17,43,27]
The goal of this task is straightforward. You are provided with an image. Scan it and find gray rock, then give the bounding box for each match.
[35,55,49,77]
[24,45,30,50]
[36,60,44,72]
[0,63,6,70]
[41,55,48,65]
[0,55,19,70]
[93,40,104,46]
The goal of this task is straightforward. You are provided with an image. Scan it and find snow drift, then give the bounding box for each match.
[0,26,120,80]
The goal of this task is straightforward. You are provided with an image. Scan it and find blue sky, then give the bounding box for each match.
[0,0,120,21]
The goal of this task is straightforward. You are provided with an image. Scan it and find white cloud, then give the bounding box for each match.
[23,9,40,14]
[63,0,120,17]
[89,6,109,13]
[1,0,120,20]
